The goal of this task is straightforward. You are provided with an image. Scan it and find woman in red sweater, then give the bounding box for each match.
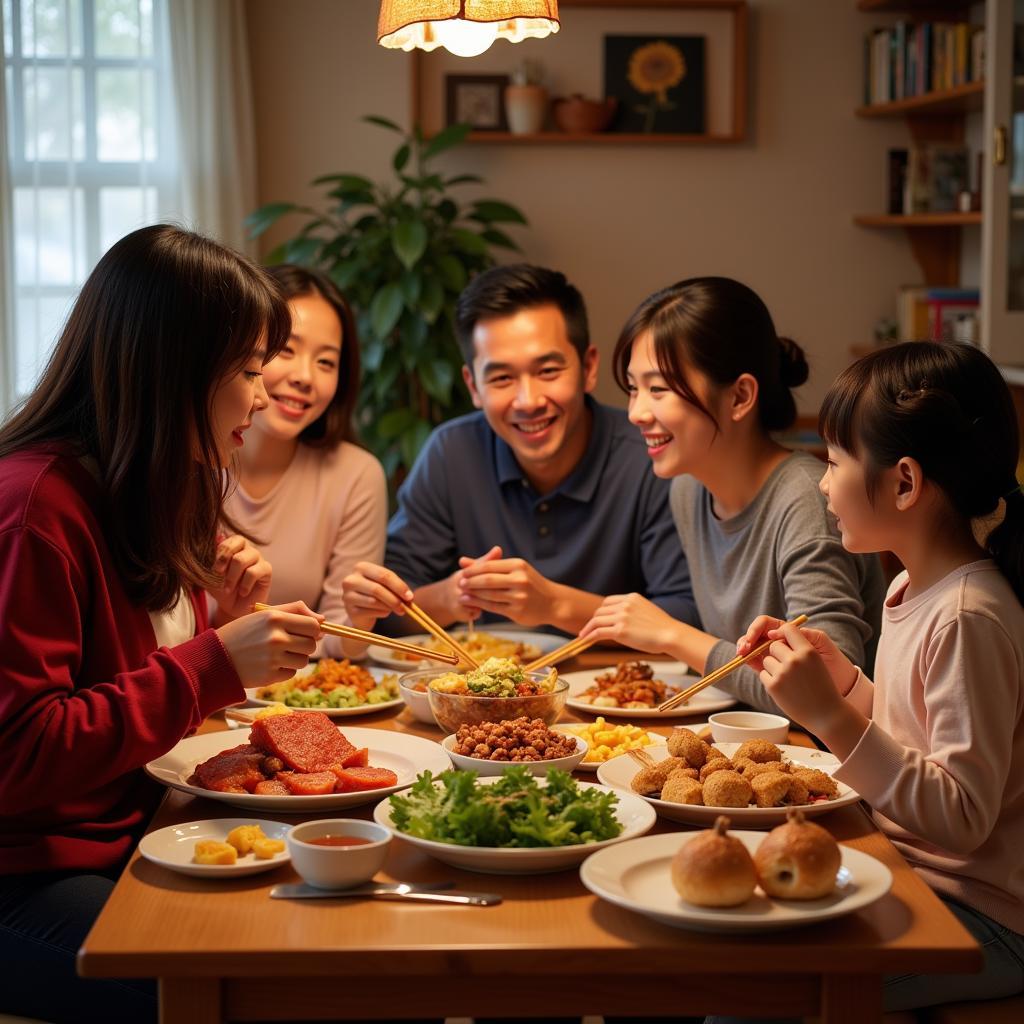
[0,225,323,1023]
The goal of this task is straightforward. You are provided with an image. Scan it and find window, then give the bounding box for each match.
[2,0,178,399]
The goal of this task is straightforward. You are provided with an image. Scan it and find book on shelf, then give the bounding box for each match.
[897,287,979,343]
[903,143,970,214]
[863,19,983,105]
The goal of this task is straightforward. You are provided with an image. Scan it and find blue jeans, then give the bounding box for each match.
[0,869,156,1024]
[704,896,1024,1023]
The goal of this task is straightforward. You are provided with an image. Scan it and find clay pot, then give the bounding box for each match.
[552,94,618,134]
[504,83,549,135]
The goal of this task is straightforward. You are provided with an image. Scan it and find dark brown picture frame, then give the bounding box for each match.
[444,73,509,131]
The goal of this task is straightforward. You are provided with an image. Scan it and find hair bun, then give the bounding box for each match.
[777,336,809,389]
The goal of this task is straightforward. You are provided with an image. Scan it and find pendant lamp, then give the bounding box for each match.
[378,1,560,58]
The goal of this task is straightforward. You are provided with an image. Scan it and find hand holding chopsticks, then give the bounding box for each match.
[523,634,596,673]
[401,600,481,669]
[657,614,809,712]
[252,603,459,666]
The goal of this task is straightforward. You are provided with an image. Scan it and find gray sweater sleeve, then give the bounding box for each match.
[706,531,879,715]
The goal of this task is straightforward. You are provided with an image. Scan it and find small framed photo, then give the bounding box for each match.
[445,73,509,131]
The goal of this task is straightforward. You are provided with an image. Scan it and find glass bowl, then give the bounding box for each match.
[399,668,568,734]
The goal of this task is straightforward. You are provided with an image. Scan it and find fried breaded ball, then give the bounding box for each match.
[750,770,793,808]
[731,756,757,775]
[699,758,734,782]
[791,767,839,799]
[666,728,711,768]
[742,760,792,780]
[630,756,690,795]
[659,772,704,805]
[784,776,810,806]
[734,739,783,764]
[702,770,753,808]
[705,745,728,762]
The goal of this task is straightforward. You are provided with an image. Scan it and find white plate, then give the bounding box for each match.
[243,663,403,718]
[441,732,588,775]
[553,724,665,773]
[580,830,892,933]
[374,777,656,873]
[137,817,292,878]
[145,726,451,812]
[596,742,861,827]
[562,663,737,719]
[367,628,563,671]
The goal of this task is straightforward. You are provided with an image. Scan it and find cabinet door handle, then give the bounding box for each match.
[994,125,1007,166]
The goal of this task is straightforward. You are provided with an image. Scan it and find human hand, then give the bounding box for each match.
[206,535,272,621]
[577,593,682,654]
[341,562,414,632]
[456,549,558,628]
[216,601,323,686]
[740,615,857,695]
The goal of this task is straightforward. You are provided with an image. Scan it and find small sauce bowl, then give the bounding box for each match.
[709,710,790,745]
[286,818,391,890]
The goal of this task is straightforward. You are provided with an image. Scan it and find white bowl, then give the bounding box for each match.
[286,818,391,890]
[441,732,587,776]
[398,675,438,725]
[708,711,790,745]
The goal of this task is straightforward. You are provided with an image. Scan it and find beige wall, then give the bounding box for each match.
[247,0,918,415]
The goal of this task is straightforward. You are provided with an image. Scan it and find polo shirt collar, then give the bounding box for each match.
[493,395,610,502]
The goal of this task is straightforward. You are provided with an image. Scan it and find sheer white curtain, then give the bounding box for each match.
[0,11,14,412]
[167,0,256,256]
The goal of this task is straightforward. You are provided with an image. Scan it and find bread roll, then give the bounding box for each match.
[753,808,841,900]
[671,816,756,908]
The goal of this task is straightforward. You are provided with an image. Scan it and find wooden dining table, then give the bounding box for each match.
[77,648,982,1024]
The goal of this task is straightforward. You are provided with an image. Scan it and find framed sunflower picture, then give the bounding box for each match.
[604,35,705,135]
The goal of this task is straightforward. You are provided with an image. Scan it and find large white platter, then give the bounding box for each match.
[580,830,892,933]
[145,726,450,812]
[373,777,656,874]
[138,818,292,879]
[562,662,737,719]
[596,742,861,828]
[367,628,563,671]
[244,663,403,718]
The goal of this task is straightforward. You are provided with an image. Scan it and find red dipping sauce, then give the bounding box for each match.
[305,835,372,847]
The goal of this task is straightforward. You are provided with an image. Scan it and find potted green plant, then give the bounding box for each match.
[245,115,529,485]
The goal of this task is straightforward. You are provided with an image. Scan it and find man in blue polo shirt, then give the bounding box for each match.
[341,263,698,635]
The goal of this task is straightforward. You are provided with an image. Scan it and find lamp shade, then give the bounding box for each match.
[378,1,559,57]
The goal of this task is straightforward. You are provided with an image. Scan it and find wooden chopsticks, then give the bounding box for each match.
[252,604,459,665]
[402,601,481,669]
[524,635,596,673]
[657,614,809,713]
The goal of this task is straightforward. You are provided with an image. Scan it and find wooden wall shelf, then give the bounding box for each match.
[856,80,984,117]
[458,130,743,144]
[856,0,971,11]
[854,212,982,227]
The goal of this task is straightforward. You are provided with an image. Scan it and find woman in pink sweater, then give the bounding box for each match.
[735,341,1024,1018]
[0,226,323,1022]
[224,265,387,658]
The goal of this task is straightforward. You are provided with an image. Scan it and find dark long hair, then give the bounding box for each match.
[612,276,808,433]
[819,342,1024,602]
[264,265,360,447]
[0,224,290,611]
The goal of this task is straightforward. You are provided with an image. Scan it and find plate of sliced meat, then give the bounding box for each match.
[145,711,451,811]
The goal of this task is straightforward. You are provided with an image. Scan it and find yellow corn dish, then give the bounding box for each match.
[561,718,655,763]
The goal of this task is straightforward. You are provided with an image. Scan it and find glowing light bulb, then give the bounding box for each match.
[432,18,499,57]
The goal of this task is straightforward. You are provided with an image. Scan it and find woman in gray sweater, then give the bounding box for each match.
[579,276,885,713]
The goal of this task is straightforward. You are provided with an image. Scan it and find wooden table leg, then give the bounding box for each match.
[821,974,883,1024]
[159,977,222,1024]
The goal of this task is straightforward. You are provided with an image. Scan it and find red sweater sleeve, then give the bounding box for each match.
[0,524,243,817]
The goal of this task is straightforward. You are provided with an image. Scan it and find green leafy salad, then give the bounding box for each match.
[388,766,622,848]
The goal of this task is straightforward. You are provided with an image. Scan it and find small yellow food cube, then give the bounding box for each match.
[254,704,293,720]
[226,824,267,855]
[193,840,238,865]
[252,837,286,859]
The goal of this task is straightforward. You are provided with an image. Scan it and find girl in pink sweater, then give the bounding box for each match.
[0,225,324,1022]
[739,341,1024,1015]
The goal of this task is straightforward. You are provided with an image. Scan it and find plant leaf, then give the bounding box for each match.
[451,228,488,257]
[400,417,433,470]
[313,173,374,192]
[244,202,299,238]
[420,276,445,323]
[436,254,467,292]
[423,123,472,160]
[284,236,324,264]
[400,270,423,307]
[393,144,411,173]
[446,174,484,186]
[419,358,455,405]
[364,114,404,133]
[470,200,528,225]
[377,408,418,440]
[391,221,428,270]
[480,227,520,252]
[370,283,405,339]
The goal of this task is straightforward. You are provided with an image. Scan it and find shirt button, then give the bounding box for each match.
[538,502,549,513]
[538,525,550,537]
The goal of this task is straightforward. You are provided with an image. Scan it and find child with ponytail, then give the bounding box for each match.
[741,341,1024,1012]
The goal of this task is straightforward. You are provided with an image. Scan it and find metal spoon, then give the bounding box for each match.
[270,881,501,906]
